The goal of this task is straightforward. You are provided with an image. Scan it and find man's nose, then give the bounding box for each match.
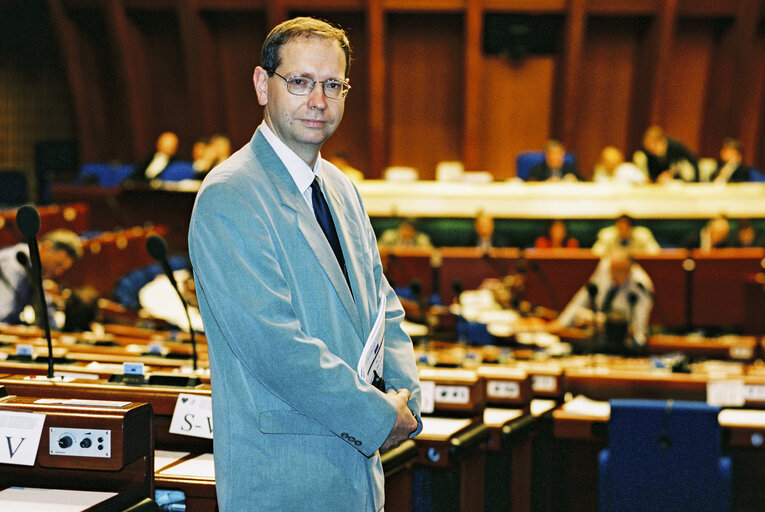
[307,83,327,109]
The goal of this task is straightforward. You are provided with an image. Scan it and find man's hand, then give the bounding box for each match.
[381,389,417,451]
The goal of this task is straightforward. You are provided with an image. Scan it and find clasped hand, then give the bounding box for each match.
[381,389,417,451]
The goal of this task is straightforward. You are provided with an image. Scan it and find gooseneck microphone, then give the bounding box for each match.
[16,205,55,378]
[146,234,198,371]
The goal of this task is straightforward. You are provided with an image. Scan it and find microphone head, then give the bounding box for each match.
[586,282,598,298]
[146,234,169,261]
[16,205,41,239]
[16,251,29,266]
[627,291,638,306]
[451,280,464,296]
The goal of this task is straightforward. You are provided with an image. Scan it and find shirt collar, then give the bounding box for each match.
[259,121,322,196]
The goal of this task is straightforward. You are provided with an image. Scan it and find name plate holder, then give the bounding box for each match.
[0,394,154,511]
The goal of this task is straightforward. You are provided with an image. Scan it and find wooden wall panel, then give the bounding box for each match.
[745,22,765,169]
[290,11,370,173]
[10,1,765,184]
[663,18,716,156]
[201,11,268,151]
[386,13,463,179]
[126,10,191,158]
[478,56,556,179]
[573,16,642,177]
[68,8,132,161]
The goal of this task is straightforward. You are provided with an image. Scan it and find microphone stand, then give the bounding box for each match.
[146,234,198,373]
[16,205,55,379]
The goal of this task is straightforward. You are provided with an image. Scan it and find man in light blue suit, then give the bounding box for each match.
[188,17,422,511]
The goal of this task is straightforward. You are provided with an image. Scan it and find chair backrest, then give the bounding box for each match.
[749,168,765,182]
[77,163,135,187]
[159,161,195,181]
[515,151,577,181]
[599,399,731,512]
[0,170,28,206]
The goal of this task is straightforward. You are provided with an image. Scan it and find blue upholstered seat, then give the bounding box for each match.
[599,399,731,512]
[159,161,195,181]
[77,162,135,187]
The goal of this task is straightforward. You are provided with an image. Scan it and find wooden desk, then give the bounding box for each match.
[414,417,488,512]
[648,334,759,361]
[564,365,765,408]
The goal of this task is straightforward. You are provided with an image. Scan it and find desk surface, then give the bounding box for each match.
[355,181,765,219]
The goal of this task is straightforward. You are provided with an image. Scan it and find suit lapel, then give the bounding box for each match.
[251,132,363,339]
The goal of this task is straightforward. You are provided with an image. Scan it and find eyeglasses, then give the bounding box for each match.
[270,71,351,100]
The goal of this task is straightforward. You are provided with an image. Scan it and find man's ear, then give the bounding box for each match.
[253,66,269,107]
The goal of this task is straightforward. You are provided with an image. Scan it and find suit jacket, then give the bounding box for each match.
[527,162,581,181]
[188,129,422,512]
[131,153,178,181]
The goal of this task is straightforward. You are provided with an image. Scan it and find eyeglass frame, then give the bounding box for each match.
[267,70,351,100]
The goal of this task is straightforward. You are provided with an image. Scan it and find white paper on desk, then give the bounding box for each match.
[158,452,215,479]
[357,291,386,385]
[0,487,117,512]
[0,411,45,466]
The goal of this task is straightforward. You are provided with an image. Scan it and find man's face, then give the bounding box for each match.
[254,36,346,166]
[40,246,74,278]
[545,146,565,169]
[616,218,632,240]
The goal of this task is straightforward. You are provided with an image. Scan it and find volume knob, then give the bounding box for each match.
[58,435,73,449]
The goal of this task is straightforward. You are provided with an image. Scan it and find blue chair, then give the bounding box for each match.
[77,162,135,187]
[515,151,577,181]
[599,399,731,512]
[748,169,765,182]
[113,256,189,310]
[159,161,195,181]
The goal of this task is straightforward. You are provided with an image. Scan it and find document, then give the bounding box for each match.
[0,487,117,512]
[358,291,386,389]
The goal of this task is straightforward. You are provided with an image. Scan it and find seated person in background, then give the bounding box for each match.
[192,133,232,178]
[528,139,581,182]
[470,211,509,251]
[734,218,763,248]
[0,229,83,329]
[534,219,579,248]
[138,267,204,332]
[327,150,364,183]
[592,214,661,256]
[132,131,179,181]
[548,248,654,353]
[710,137,751,183]
[686,214,733,250]
[61,285,99,332]
[634,125,698,182]
[592,146,648,184]
[378,218,432,248]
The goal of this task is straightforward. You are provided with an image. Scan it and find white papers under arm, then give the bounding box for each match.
[357,291,386,384]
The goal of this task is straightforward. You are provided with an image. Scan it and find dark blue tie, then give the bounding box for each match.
[310,178,351,292]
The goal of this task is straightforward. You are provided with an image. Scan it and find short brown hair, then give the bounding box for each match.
[261,17,352,78]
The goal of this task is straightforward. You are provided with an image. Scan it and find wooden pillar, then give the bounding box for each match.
[629,0,678,150]
[46,0,94,161]
[462,0,483,171]
[366,0,386,179]
[102,0,147,160]
[556,0,586,147]
[176,0,219,138]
